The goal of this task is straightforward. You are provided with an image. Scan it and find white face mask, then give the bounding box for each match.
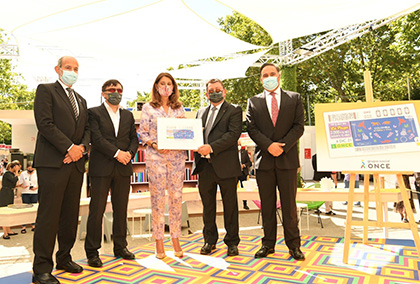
[262,76,279,91]
[61,70,78,86]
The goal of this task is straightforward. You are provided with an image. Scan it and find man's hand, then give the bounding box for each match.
[267,142,285,157]
[241,164,245,169]
[63,153,73,164]
[116,151,132,165]
[67,144,84,162]
[197,144,212,156]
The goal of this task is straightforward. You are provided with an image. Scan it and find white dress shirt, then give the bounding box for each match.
[103,102,122,157]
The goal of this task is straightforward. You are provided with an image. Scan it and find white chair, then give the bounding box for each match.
[296,203,309,231]
[131,208,152,240]
[78,212,128,242]
[164,201,190,228]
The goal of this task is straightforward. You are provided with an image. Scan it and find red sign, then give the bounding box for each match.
[304,148,311,159]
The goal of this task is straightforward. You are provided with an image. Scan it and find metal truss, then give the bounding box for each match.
[177,79,208,107]
[177,79,205,90]
[254,12,411,67]
[0,31,19,58]
[0,44,19,58]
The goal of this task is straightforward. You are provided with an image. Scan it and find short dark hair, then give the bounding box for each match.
[259,63,280,75]
[206,78,225,90]
[102,79,123,92]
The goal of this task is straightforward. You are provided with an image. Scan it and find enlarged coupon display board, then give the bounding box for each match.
[314,101,420,171]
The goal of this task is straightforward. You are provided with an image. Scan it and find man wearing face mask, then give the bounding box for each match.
[192,79,242,256]
[84,79,139,267]
[33,56,90,284]
[246,63,305,260]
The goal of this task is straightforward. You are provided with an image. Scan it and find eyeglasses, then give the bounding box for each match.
[208,89,223,94]
[104,88,123,94]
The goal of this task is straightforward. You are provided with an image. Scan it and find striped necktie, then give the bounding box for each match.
[66,88,79,119]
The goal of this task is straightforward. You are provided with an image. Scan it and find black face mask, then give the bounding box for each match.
[27,169,34,173]
[107,92,122,105]
[209,91,223,103]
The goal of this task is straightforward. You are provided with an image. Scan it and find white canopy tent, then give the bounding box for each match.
[217,0,420,43]
[169,51,266,80]
[1,0,420,106]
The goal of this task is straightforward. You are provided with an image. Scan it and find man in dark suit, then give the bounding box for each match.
[192,78,242,256]
[237,140,252,209]
[246,63,305,260]
[84,79,139,267]
[33,56,90,284]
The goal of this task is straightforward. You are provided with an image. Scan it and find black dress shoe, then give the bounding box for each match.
[32,272,60,284]
[227,245,239,256]
[87,255,103,267]
[289,247,305,261]
[254,245,275,258]
[56,261,83,273]
[114,248,135,260]
[200,243,216,255]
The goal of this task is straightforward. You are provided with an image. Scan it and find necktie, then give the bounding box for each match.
[204,107,217,144]
[270,92,278,126]
[66,88,79,119]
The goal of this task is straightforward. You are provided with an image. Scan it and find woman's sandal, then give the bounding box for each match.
[21,228,27,234]
[156,240,166,259]
[172,238,183,258]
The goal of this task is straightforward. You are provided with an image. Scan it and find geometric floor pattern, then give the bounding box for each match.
[3,234,420,284]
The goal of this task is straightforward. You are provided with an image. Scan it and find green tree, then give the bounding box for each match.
[218,11,272,111]
[296,10,420,124]
[0,48,35,144]
[127,91,151,109]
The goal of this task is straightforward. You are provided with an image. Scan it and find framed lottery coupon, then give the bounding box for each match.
[314,101,420,172]
[157,117,203,150]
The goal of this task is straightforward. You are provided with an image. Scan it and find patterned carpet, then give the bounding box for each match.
[2,233,420,284]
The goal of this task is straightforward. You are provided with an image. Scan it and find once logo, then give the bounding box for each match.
[367,162,390,169]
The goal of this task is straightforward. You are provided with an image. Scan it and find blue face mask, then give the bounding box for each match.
[61,70,78,86]
[262,76,279,91]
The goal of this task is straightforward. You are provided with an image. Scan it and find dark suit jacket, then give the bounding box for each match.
[239,149,252,176]
[33,81,89,172]
[88,104,139,177]
[192,101,242,179]
[246,89,305,170]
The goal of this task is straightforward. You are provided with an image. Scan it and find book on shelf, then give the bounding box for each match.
[132,149,145,163]
[184,168,198,181]
[131,169,149,183]
[186,150,195,162]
